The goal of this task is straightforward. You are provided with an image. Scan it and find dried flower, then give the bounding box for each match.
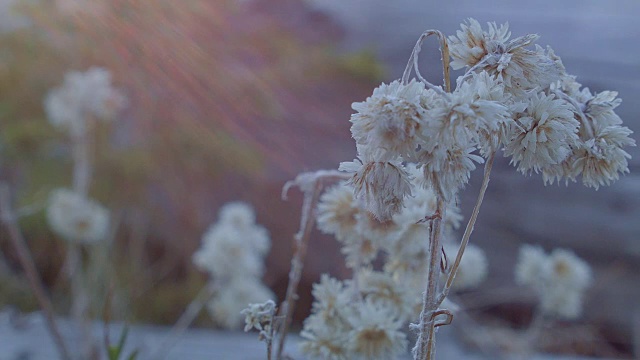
[241,299,276,341]
[504,92,579,174]
[316,182,360,242]
[46,188,109,244]
[339,158,412,221]
[350,80,429,161]
[449,18,564,96]
[207,278,275,330]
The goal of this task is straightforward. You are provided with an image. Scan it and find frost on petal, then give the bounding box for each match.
[345,300,408,360]
[350,79,430,161]
[316,182,360,242]
[572,125,635,189]
[339,159,412,221]
[504,93,579,174]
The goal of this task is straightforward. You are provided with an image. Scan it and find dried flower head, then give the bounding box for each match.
[339,158,412,221]
[46,188,109,244]
[207,278,275,330]
[350,80,430,160]
[449,18,564,96]
[504,92,579,174]
[316,181,360,242]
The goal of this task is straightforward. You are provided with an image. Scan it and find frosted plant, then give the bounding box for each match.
[192,201,274,330]
[272,18,633,360]
[46,188,110,244]
[45,67,126,136]
[241,300,277,355]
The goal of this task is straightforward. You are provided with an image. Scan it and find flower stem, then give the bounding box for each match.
[413,197,445,360]
[275,180,323,359]
[152,284,216,360]
[437,151,495,306]
[0,184,72,360]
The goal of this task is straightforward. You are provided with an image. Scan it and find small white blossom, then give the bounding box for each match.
[316,182,360,242]
[350,79,429,161]
[240,299,276,341]
[44,67,125,136]
[339,158,412,221]
[357,269,415,321]
[345,300,408,360]
[504,92,579,174]
[514,244,547,288]
[46,188,109,244]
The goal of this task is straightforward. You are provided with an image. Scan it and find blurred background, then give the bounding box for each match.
[0,0,638,358]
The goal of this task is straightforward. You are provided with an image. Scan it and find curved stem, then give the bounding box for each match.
[402,30,449,96]
[437,151,495,306]
[152,284,216,360]
[0,184,72,360]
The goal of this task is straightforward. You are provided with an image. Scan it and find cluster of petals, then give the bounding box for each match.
[192,202,274,329]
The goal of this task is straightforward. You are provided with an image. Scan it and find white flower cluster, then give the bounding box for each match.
[46,188,110,244]
[515,245,592,319]
[192,202,274,330]
[44,67,126,136]
[240,300,277,341]
[300,274,409,360]
[303,170,465,358]
[316,170,460,278]
[341,18,634,221]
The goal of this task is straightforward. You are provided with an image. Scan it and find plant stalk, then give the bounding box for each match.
[414,197,445,360]
[0,184,72,360]
[438,151,495,306]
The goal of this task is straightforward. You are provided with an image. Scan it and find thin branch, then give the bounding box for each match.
[0,184,72,360]
[413,197,445,360]
[438,151,496,306]
[152,284,216,360]
[401,30,448,96]
[275,171,347,359]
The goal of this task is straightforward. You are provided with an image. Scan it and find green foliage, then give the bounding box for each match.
[107,326,139,360]
[338,49,386,82]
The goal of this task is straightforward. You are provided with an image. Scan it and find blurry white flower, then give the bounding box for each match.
[218,201,256,230]
[44,67,125,136]
[357,269,415,322]
[350,80,429,161]
[316,182,360,242]
[207,278,274,330]
[193,202,270,278]
[300,313,350,360]
[515,245,592,320]
[443,243,488,291]
[345,299,408,360]
[46,188,109,244]
[193,224,265,279]
[339,158,412,221]
[310,275,350,323]
[504,92,579,174]
[514,244,547,288]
